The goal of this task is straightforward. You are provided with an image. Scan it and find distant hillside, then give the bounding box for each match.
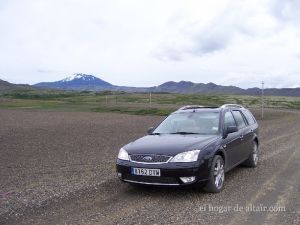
[8,73,298,97]
[150,81,245,94]
[0,79,32,91]
[150,81,300,97]
[260,88,300,97]
[0,79,14,90]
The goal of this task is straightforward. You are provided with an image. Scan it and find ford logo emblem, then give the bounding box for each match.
[143,156,152,161]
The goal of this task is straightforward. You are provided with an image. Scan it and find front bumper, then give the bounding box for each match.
[116,158,210,186]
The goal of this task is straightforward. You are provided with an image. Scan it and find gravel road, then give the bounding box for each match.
[0,109,299,225]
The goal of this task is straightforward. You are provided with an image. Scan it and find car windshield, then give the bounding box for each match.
[153,112,220,135]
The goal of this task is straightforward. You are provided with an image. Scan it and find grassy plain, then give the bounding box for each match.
[0,89,300,116]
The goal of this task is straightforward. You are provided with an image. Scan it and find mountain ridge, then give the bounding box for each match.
[1,74,299,97]
[0,79,33,91]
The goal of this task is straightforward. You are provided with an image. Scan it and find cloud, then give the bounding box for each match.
[155,0,282,61]
[186,22,232,56]
[0,0,300,88]
[270,0,300,23]
[37,69,63,74]
[155,10,236,61]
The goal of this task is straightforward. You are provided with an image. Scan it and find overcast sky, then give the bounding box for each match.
[0,0,300,88]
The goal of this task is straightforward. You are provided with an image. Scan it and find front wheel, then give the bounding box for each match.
[203,155,225,193]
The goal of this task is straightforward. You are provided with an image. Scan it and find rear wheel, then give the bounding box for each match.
[243,141,258,167]
[203,155,225,193]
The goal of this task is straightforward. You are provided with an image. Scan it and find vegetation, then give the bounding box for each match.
[0,89,300,116]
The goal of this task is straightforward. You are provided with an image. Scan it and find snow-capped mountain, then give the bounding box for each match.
[62,74,98,82]
[34,73,113,90]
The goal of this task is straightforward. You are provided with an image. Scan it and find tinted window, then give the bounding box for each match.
[242,110,256,125]
[224,112,236,130]
[232,111,246,128]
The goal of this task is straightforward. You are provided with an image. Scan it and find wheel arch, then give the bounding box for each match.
[215,150,226,166]
[209,147,227,171]
[253,135,259,146]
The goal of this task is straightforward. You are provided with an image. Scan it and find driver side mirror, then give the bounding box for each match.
[223,126,238,138]
[226,126,238,135]
[147,127,154,135]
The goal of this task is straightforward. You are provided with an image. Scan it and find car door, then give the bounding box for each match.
[241,109,258,155]
[222,111,243,170]
[231,110,250,162]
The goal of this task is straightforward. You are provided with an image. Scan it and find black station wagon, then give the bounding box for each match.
[116,104,259,193]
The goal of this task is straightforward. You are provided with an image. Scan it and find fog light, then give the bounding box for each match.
[180,176,196,183]
[117,173,122,178]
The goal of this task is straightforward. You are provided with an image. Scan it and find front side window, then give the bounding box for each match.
[232,110,246,128]
[153,112,220,135]
[224,111,237,130]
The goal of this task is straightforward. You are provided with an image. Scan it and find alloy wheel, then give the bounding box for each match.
[253,143,258,165]
[214,158,225,189]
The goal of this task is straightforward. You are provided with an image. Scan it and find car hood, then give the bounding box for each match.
[124,134,220,156]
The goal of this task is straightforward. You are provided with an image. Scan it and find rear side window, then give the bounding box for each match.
[224,112,237,130]
[232,110,246,128]
[242,110,256,125]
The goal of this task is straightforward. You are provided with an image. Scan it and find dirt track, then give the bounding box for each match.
[0,109,299,225]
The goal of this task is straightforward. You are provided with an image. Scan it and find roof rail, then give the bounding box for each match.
[178,105,218,110]
[220,104,244,109]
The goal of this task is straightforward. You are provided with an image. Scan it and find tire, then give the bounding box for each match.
[243,141,259,168]
[203,155,225,193]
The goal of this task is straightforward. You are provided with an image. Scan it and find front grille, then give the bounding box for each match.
[129,154,171,163]
[123,174,178,185]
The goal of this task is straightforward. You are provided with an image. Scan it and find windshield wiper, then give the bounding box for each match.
[170,132,201,135]
[149,132,161,135]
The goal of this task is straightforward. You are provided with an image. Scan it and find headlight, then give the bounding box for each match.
[170,150,201,162]
[118,148,129,161]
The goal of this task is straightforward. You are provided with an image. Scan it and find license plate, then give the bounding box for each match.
[131,168,161,176]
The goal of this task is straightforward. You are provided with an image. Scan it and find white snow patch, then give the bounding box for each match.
[62,73,88,82]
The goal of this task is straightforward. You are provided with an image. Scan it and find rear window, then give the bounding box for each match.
[242,110,256,125]
[232,110,246,128]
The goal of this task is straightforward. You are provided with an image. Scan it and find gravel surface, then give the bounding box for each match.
[0,109,299,225]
